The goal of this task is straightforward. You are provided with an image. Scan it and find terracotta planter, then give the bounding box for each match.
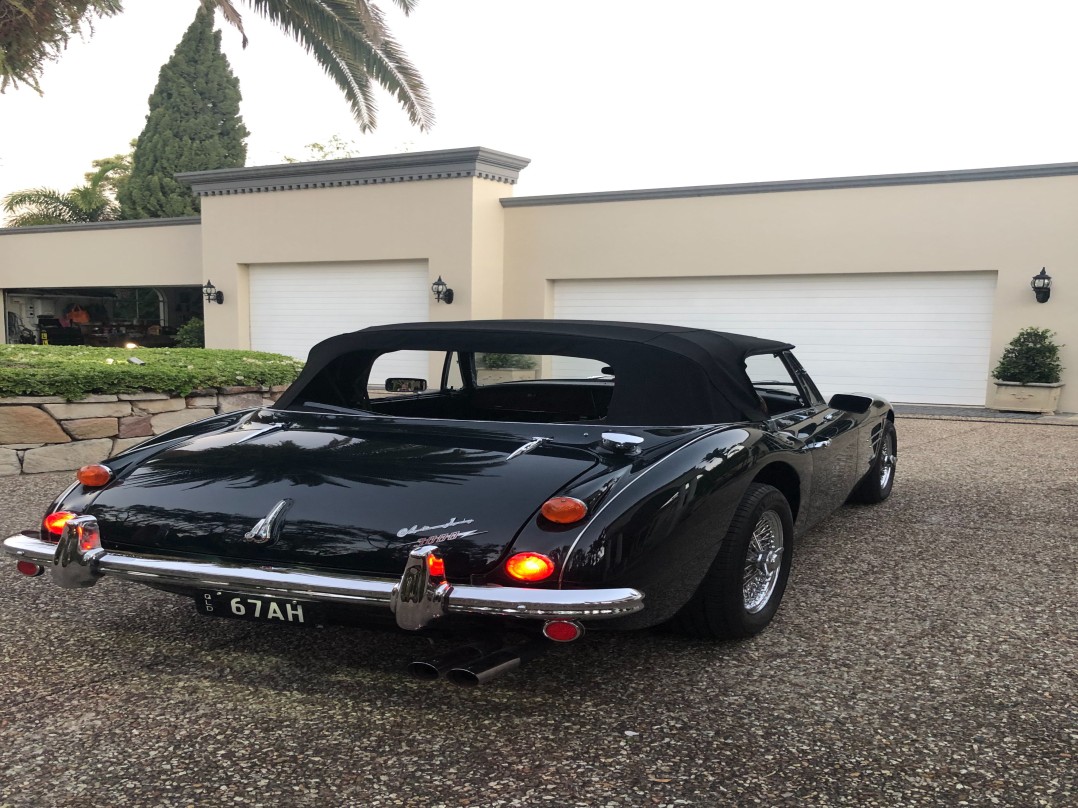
[990,381,1064,414]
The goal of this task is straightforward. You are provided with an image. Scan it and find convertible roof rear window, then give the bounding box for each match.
[276,320,794,425]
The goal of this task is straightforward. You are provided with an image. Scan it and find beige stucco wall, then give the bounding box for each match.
[197,177,508,350]
[503,175,1078,412]
[0,220,202,288]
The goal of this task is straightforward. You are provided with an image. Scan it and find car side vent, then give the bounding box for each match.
[869,423,883,455]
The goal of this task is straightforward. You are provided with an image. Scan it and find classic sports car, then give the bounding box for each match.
[4,321,896,686]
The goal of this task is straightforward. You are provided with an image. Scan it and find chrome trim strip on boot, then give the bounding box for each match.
[3,523,644,630]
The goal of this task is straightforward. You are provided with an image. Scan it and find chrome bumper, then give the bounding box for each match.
[3,518,644,631]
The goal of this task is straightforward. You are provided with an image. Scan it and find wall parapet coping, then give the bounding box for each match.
[501,161,1078,208]
[178,147,532,197]
[0,217,202,236]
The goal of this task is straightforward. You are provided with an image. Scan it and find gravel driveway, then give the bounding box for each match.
[0,418,1074,807]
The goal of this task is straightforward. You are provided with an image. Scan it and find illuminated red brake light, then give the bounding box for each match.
[426,554,445,578]
[505,552,555,582]
[540,497,588,524]
[43,511,77,539]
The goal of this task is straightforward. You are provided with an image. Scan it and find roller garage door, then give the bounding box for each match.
[250,261,429,377]
[553,272,997,405]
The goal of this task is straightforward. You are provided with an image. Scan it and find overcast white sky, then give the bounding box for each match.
[2,0,1078,218]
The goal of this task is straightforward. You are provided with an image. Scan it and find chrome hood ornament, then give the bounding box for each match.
[242,499,294,545]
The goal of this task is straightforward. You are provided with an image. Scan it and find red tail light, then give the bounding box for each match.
[426,554,445,578]
[42,511,77,540]
[540,496,588,524]
[505,552,555,582]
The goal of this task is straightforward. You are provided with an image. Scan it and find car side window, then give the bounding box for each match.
[744,353,807,415]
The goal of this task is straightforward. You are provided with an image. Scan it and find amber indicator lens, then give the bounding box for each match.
[505,552,555,582]
[43,511,77,537]
[539,496,588,524]
[76,464,113,487]
[426,554,445,577]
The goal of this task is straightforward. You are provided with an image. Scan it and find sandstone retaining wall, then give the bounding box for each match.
[0,386,289,475]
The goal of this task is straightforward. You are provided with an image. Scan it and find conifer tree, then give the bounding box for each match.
[120,7,247,218]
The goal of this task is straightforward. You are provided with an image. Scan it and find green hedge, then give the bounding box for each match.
[0,345,304,401]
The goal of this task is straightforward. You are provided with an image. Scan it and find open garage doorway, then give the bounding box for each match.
[3,286,204,347]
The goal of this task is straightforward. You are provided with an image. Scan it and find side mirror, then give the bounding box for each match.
[828,393,871,414]
[385,377,428,394]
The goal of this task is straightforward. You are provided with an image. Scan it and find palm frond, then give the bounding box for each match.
[243,0,433,131]
[203,0,248,47]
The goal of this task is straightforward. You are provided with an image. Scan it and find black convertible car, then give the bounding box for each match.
[4,321,896,685]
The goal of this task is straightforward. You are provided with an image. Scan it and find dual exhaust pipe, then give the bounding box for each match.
[408,639,548,687]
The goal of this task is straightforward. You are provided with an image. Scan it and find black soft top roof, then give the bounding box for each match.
[276,320,794,425]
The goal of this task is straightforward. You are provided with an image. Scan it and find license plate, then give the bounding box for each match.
[196,591,320,624]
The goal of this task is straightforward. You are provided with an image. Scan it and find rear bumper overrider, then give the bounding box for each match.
[2,517,644,631]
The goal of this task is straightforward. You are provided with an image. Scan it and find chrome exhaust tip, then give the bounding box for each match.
[407,643,496,681]
[446,649,523,688]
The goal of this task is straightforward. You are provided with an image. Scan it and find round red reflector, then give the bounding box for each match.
[76,464,113,487]
[43,511,77,537]
[504,552,555,582]
[543,620,584,643]
[426,554,445,577]
[540,496,588,524]
[16,560,44,577]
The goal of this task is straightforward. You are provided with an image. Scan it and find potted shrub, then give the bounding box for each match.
[990,327,1065,413]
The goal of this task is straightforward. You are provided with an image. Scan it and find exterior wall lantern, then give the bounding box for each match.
[1030,268,1052,303]
[203,280,224,305]
[431,275,454,304]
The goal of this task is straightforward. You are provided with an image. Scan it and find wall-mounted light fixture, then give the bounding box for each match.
[203,280,224,305]
[1031,267,1052,303]
[431,275,454,304]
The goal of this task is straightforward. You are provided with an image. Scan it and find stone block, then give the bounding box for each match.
[270,385,292,394]
[77,394,119,403]
[111,437,149,456]
[217,392,264,413]
[0,406,70,445]
[217,385,262,394]
[186,395,218,408]
[62,417,119,440]
[133,398,186,414]
[2,443,44,450]
[22,439,113,473]
[117,392,170,401]
[151,409,208,433]
[42,402,131,419]
[0,448,21,476]
[119,415,154,438]
[188,388,217,397]
[0,396,67,404]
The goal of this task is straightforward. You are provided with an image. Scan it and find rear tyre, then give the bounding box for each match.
[668,483,793,640]
[848,420,897,504]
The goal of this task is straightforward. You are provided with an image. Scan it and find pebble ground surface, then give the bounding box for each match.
[0,417,1074,807]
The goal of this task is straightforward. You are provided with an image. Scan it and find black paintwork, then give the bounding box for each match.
[39,328,894,631]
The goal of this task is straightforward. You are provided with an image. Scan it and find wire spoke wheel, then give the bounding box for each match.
[879,430,896,489]
[742,510,784,614]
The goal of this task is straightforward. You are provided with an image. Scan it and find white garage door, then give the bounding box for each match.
[553,272,997,405]
[250,261,429,378]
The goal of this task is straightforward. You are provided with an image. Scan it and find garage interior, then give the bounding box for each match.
[3,286,204,347]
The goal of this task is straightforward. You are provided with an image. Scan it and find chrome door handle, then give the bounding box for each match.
[823,412,837,421]
[801,439,831,451]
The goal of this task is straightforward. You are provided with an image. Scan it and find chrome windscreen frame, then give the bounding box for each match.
[3,516,645,631]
